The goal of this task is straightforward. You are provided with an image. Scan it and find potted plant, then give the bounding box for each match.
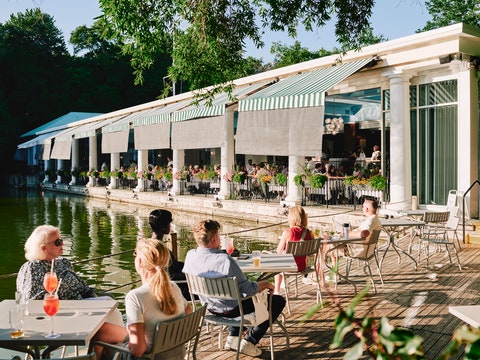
[309,174,327,188]
[164,172,173,181]
[275,173,287,186]
[232,172,245,184]
[294,174,305,187]
[369,175,387,190]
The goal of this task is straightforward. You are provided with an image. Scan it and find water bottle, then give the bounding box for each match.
[342,223,349,239]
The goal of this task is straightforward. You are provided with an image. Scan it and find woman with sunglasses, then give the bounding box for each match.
[16,224,97,300]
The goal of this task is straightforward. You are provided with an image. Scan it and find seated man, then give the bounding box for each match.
[183,220,286,358]
[344,197,382,257]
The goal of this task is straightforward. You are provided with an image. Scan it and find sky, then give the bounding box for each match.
[0,0,432,63]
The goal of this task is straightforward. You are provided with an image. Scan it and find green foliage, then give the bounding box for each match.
[293,174,305,187]
[164,172,173,181]
[233,172,245,184]
[419,0,480,32]
[309,174,327,188]
[98,0,378,92]
[369,175,387,190]
[275,173,288,185]
[270,41,335,68]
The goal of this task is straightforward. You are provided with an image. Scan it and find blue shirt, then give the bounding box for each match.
[183,247,259,313]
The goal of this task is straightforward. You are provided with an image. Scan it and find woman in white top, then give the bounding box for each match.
[125,238,192,360]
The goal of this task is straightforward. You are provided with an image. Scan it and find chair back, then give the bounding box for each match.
[28,354,96,360]
[446,215,460,230]
[364,229,381,259]
[423,211,450,224]
[186,274,241,303]
[285,237,322,257]
[148,304,207,358]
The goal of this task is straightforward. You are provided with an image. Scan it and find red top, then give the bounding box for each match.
[288,226,313,271]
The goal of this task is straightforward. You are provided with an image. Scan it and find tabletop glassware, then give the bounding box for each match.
[252,250,261,267]
[43,293,61,339]
[43,272,58,294]
[9,308,24,338]
[225,236,234,255]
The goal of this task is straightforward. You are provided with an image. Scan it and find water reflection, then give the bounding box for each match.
[0,189,286,303]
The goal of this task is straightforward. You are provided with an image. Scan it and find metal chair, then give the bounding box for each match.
[281,237,323,313]
[2,353,96,360]
[94,304,206,360]
[185,273,289,360]
[418,214,462,271]
[408,211,450,253]
[342,229,384,293]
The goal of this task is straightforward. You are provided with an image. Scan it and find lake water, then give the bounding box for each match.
[0,188,286,304]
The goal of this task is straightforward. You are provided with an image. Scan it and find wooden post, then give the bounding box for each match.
[168,232,178,260]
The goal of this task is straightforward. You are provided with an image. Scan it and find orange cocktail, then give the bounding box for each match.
[43,294,60,317]
[43,272,58,294]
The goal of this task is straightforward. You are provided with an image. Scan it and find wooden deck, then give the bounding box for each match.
[193,236,478,359]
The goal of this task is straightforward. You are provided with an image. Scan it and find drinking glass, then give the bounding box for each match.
[43,272,58,294]
[9,308,24,338]
[252,250,261,267]
[43,293,61,339]
[225,237,234,255]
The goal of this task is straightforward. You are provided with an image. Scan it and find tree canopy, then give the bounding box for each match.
[98,0,376,93]
[419,0,480,31]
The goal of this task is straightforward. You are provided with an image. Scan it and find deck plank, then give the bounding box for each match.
[192,240,479,359]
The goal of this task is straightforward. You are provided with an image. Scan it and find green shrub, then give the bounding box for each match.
[309,174,327,188]
[275,173,287,185]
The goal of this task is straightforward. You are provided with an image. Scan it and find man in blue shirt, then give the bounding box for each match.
[183,220,286,357]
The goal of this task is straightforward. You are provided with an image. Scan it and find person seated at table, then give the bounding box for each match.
[17,224,98,300]
[149,209,192,301]
[17,225,128,360]
[183,220,286,357]
[371,145,381,161]
[102,238,191,360]
[274,205,314,293]
[324,197,382,273]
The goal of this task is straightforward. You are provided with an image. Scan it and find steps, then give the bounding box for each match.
[466,220,480,244]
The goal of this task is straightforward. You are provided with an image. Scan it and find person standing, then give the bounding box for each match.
[183,220,286,357]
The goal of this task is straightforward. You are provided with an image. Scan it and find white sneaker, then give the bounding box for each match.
[239,339,262,357]
[225,335,239,350]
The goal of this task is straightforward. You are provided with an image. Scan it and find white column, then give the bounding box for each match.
[87,136,98,187]
[386,72,412,209]
[55,159,64,184]
[218,108,235,199]
[283,155,303,205]
[135,149,148,191]
[108,153,120,189]
[456,60,479,217]
[170,149,185,195]
[69,139,79,185]
[43,159,51,183]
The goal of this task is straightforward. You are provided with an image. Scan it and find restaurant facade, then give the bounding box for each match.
[17,23,480,217]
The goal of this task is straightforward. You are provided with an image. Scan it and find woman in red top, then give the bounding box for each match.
[274,205,314,294]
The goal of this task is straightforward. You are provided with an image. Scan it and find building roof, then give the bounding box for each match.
[21,112,103,137]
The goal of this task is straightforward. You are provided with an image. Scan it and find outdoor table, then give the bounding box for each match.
[235,253,297,281]
[322,237,366,294]
[449,305,480,327]
[0,299,118,359]
[380,218,425,270]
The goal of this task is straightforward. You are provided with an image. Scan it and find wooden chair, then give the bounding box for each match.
[343,229,384,293]
[94,305,206,360]
[185,273,289,360]
[418,214,462,271]
[281,237,323,313]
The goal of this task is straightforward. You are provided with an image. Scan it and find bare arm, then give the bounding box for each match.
[276,230,289,254]
[128,322,147,357]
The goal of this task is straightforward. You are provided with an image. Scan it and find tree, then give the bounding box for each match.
[99,0,376,93]
[419,0,480,31]
[270,41,336,69]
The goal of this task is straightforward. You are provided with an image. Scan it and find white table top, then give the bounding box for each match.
[235,253,297,273]
[449,305,480,328]
[0,299,118,352]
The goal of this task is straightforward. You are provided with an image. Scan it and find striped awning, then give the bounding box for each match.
[74,115,128,139]
[238,57,376,112]
[102,109,158,134]
[171,81,272,122]
[134,100,192,126]
[17,130,62,149]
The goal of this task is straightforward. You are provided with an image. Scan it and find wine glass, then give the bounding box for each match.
[43,272,58,294]
[43,293,61,339]
[225,237,234,255]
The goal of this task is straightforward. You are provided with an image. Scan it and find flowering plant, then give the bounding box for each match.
[174,171,187,180]
[261,175,272,184]
[223,172,233,182]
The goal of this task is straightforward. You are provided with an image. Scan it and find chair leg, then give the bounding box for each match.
[283,275,291,314]
[450,244,462,271]
[373,252,384,285]
[363,262,377,294]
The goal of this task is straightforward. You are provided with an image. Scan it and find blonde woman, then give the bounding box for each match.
[274,205,314,294]
[125,238,192,359]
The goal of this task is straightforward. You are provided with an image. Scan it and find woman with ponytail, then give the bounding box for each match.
[125,238,192,359]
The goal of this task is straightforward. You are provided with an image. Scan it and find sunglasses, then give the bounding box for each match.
[48,238,63,247]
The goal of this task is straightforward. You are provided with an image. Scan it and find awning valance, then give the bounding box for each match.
[238,57,376,112]
[134,100,192,126]
[102,130,130,154]
[171,117,224,149]
[135,123,171,150]
[50,139,72,160]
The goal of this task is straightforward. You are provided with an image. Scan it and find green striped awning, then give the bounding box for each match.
[74,115,127,139]
[101,110,155,134]
[134,100,192,127]
[171,81,272,122]
[238,57,376,112]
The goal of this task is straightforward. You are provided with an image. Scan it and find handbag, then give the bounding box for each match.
[251,289,269,325]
